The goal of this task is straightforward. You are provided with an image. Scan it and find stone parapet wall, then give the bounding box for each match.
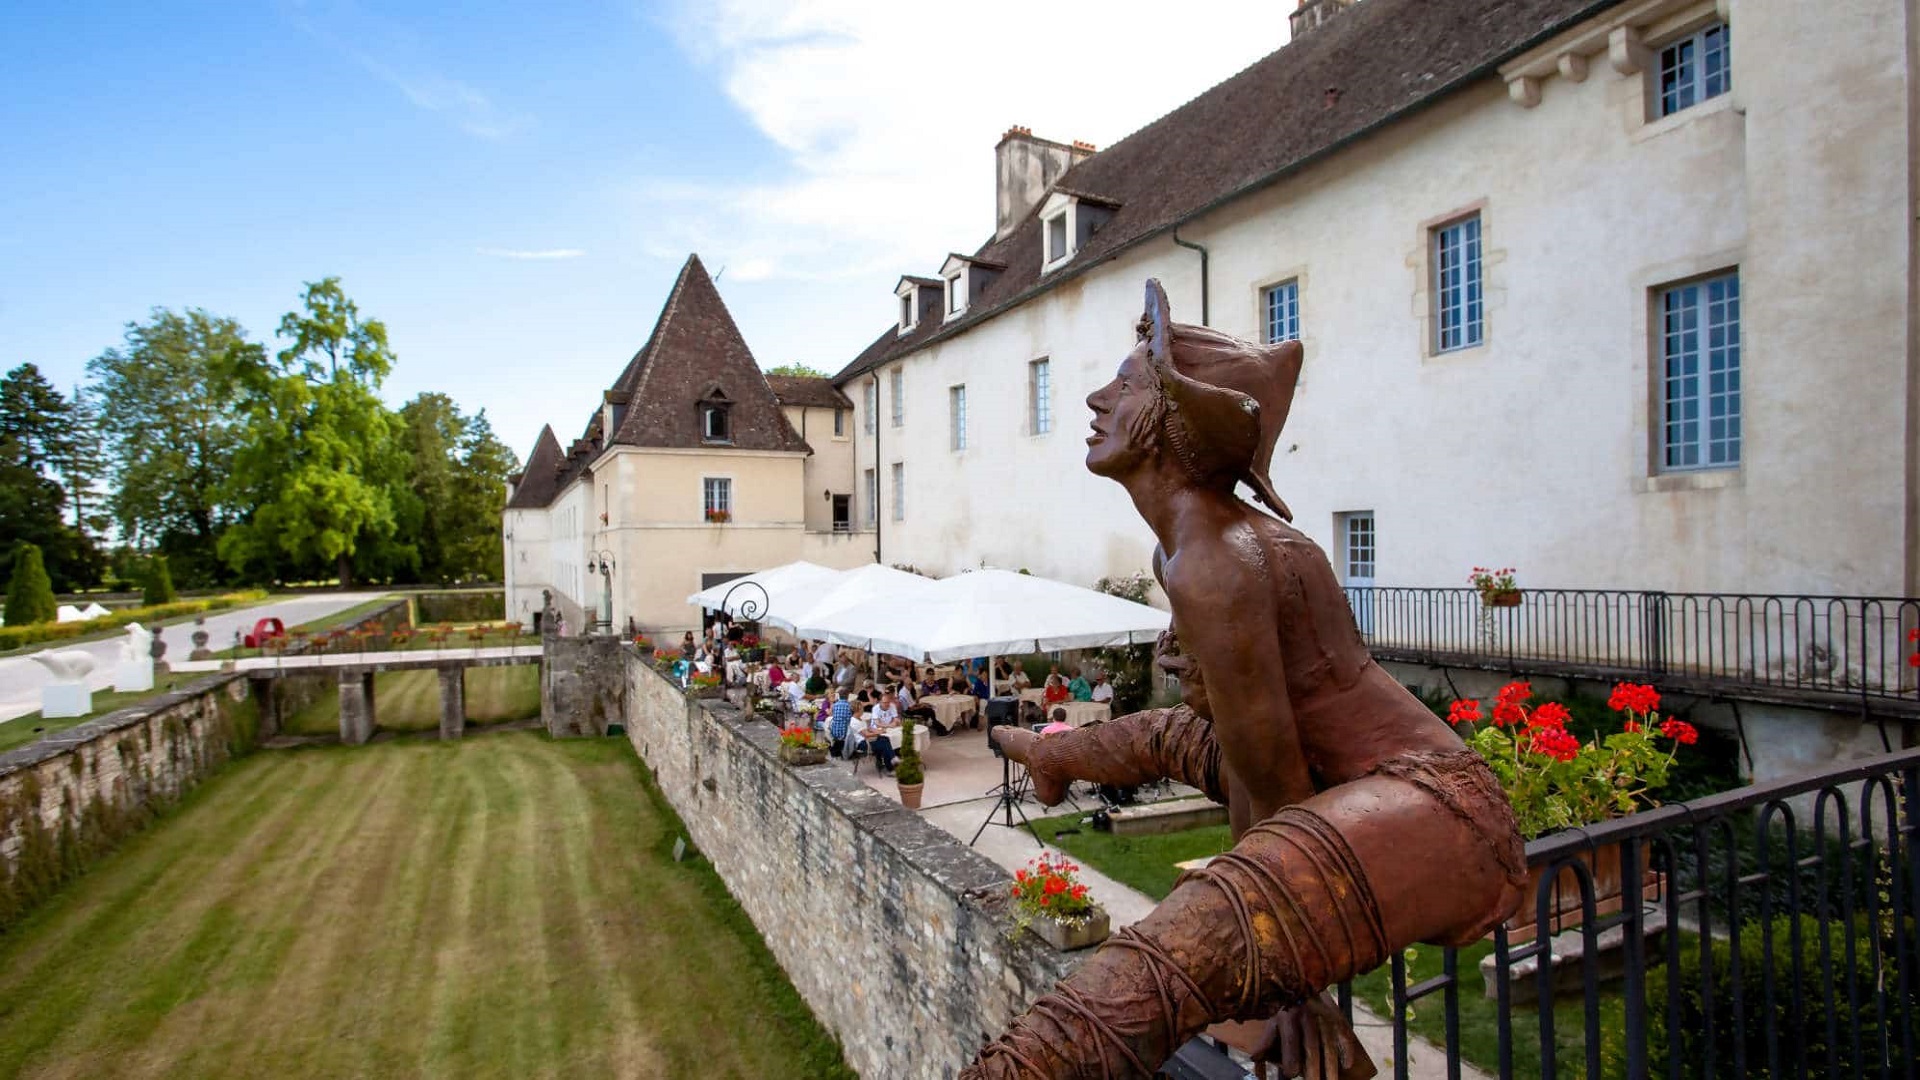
[0,673,260,930]
[543,632,626,738]
[623,655,1073,1079]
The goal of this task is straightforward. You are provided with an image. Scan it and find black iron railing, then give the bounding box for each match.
[1165,747,1920,1079]
[1344,587,1920,709]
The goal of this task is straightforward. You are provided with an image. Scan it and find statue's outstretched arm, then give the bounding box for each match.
[993,706,1229,807]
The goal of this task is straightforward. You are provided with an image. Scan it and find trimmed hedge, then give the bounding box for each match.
[0,590,268,652]
[413,591,505,624]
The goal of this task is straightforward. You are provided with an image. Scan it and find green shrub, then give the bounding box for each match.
[142,555,177,606]
[4,543,58,626]
[414,591,504,623]
[1648,913,1919,1078]
[0,590,266,651]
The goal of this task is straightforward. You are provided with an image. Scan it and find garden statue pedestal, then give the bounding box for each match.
[188,616,214,661]
[115,623,155,692]
[31,650,96,718]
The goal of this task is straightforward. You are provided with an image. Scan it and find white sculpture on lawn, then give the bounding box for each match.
[31,649,97,718]
[115,622,155,693]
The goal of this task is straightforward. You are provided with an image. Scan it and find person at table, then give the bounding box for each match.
[1042,673,1071,706]
[767,660,788,692]
[1090,671,1115,704]
[723,642,746,685]
[895,679,916,710]
[1010,665,1033,694]
[681,631,696,656]
[1069,667,1094,702]
[968,669,990,700]
[812,638,836,677]
[855,692,903,773]
[804,668,830,698]
[827,690,857,757]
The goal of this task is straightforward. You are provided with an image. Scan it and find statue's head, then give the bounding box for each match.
[1085,278,1302,518]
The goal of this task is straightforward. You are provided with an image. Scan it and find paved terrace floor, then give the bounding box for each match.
[841,719,1482,1080]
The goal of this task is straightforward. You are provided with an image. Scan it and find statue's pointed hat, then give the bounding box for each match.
[1140,278,1301,519]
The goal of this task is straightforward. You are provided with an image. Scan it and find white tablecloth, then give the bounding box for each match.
[1040,701,1110,728]
[922,694,980,731]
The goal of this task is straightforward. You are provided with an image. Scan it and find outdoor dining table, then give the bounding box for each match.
[1048,701,1111,728]
[922,693,981,732]
[1017,688,1047,709]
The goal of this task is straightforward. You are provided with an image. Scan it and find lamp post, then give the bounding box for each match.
[585,550,616,633]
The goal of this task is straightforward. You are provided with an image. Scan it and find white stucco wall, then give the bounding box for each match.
[844,0,1915,599]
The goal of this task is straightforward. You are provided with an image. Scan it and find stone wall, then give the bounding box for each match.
[0,673,261,930]
[623,655,1074,1079]
[543,631,627,738]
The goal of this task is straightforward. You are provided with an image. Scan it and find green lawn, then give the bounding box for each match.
[1033,811,1636,1080]
[0,734,853,1079]
[281,665,541,736]
[0,677,200,753]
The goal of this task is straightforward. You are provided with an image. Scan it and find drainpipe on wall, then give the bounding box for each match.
[871,371,883,565]
[1172,227,1210,326]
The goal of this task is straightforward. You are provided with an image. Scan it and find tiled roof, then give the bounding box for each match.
[504,425,563,510]
[832,0,1620,384]
[608,254,810,454]
[767,375,854,410]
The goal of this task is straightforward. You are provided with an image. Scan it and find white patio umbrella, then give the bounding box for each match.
[811,568,1169,664]
[685,560,842,622]
[785,563,942,639]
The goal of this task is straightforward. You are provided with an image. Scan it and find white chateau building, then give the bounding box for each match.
[829,0,1917,603]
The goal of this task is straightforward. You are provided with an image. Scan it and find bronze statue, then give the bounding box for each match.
[963,280,1526,1080]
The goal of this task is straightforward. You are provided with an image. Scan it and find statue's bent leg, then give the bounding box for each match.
[962,751,1525,1080]
[999,707,1227,806]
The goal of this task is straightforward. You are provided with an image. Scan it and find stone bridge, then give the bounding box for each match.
[172,646,542,743]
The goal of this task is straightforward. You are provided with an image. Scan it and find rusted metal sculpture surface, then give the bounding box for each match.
[963,280,1527,1080]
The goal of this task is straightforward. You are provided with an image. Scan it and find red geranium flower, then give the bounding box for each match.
[1608,682,1661,715]
[1528,701,1571,731]
[1527,726,1580,762]
[1447,699,1482,726]
[1659,718,1699,745]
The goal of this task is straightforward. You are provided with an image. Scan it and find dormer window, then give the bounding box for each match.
[699,387,733,443]
[946,273,964,317]
[1038,190,1119,273]
[899,293,913,332]
[894,276,940,335]
[938,253,1001,322]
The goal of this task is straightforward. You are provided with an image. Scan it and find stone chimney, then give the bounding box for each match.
[994,126,1097,242]
[1289,0,1356,38]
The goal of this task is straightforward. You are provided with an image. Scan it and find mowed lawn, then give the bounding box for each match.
[282,665,542,736]
[0,735,852,1079]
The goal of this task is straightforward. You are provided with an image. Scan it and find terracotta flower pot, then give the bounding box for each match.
[1485,590,1523,608]
[897,780,925,809]
[779,744,828,766]
[1031,907,1111,951]
[1501,842,1661,943]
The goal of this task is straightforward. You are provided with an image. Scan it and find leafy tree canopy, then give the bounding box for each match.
[765,363,828,379]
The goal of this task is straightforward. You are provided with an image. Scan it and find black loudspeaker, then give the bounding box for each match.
[985,697,1019,726]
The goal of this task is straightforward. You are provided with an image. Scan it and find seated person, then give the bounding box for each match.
[968,671,989,699]
[1068,668,1093,702]
[723,644,745,685]
[804,670,830,698]
[826,691,857,756]
[1042,674,1071,706]
[1010,666,1033,693]
[767,661,787,691]
[1089,671,1115,703]
[895,680,916,709]
[852,692,903,772]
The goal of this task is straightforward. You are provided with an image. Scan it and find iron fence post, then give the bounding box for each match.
[1640,590,1669,675]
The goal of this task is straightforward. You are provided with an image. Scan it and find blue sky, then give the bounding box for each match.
[0,1,1283,462]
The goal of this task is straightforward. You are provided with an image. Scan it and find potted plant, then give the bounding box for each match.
[1009,854,1109,950]
[894,720,925,809]
[1447,680,1696,940]
[688,672,724,699]
[1469,566,1522,607]
[777,724,828,766]
[388,628,413,650]
[634,633,655,655]
[705,508,732,524]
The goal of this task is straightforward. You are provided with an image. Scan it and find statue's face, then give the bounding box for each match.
[1085,345,1155,478]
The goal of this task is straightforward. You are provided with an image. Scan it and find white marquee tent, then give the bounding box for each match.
[685,561,841,622]
[812,568,1169,663]
[785,564,941,639]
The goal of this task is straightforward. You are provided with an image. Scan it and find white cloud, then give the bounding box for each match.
[649,0,1288,286]
[477,247,588,261]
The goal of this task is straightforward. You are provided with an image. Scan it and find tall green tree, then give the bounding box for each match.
[87,309,253,584]
[217,279,407,588]
[764,362,828,378]
[396,393,517,583]
[0,365,100,591]
[4,543,57,626]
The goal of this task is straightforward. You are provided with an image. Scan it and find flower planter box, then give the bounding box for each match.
[779,745,828,766]
[1501,843,1661,944]
[1031,907,1111,951]
[1483,590,1523,608]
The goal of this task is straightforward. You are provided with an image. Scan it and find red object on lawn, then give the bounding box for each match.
[242,617,287,649]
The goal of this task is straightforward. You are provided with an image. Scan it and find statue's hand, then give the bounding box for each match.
[989,727,1071,806]
[1247,995,1375,1080]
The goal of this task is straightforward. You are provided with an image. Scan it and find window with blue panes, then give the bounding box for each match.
[1659,23,1730,118]
[1433,215,1483,352]
[1262,280,1300,344]
[1659,273,1741,471]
